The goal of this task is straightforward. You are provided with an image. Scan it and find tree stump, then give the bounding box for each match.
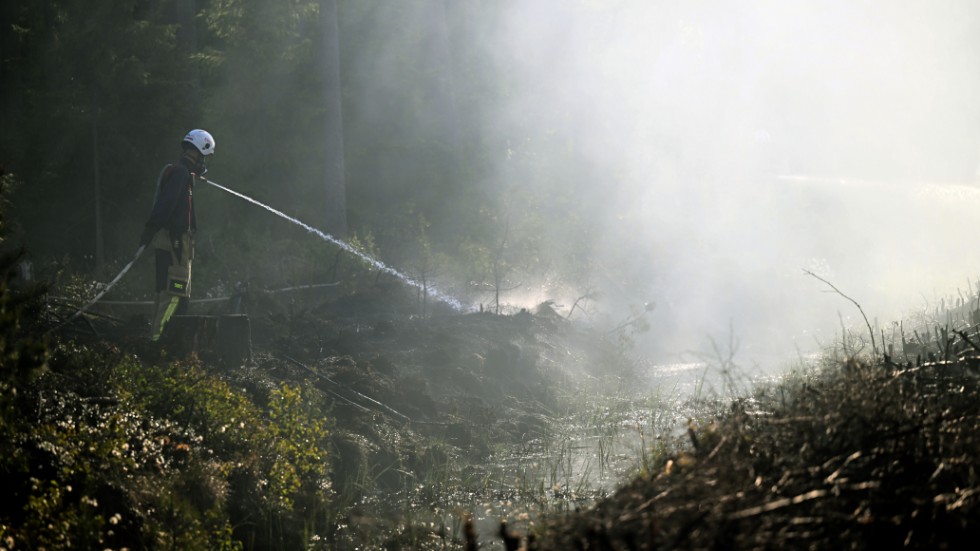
[216,314,252,367]
[163,314,251,366]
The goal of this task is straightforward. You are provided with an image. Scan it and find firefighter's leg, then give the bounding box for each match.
[150,245,178,341]
[151,292,181,341]
[177,232,193,297]
[150,233,193,341]
[173,237,192,318]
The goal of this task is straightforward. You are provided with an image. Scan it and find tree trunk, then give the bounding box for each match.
[176,0,199,95]
[433,0,463,161]
[92,118,104,274]
[320,0,348,237]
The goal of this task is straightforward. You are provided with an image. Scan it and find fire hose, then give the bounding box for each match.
[48,245,147,334]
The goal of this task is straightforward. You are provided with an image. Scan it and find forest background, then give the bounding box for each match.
[4,0,980,361]
[1,0,601,319]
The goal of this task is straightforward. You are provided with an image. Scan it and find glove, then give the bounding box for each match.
[139,226,156,248]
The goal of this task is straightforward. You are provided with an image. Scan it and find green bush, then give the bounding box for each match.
[0,266,334,551]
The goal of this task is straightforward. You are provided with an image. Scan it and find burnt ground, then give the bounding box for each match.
[531,354,980,551]
[246,292,635,491]
[71,286,637,546]
[58,285,980,550]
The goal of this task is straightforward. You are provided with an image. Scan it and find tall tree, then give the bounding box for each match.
[319,0,347,237]
[175,0,199,98]
[1,0,197,264]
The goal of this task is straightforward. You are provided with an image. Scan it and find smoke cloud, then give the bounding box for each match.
[477,0,980,363]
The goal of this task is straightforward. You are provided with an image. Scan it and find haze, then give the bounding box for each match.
[6,0,980,368]
[437,0,980,363]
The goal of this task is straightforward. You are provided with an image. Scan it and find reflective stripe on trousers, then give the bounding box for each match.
[151,293,181,341]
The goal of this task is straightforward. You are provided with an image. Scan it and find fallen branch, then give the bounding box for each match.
[804,270,877,358]
[728,481,879,520]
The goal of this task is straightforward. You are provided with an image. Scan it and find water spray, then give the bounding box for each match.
[200,177,467,311]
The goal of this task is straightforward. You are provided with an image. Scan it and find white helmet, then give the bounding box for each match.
[182,129,215,156]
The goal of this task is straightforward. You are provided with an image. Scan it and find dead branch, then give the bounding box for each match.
[567,290,598,320]
[804,269,877,358]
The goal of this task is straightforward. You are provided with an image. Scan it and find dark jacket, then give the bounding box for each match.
[141,156,198,246]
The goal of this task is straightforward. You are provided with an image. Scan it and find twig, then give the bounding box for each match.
[566,290,597,320]
[954,329,980,354]
[804,270,877,358]
[278,353,411,423]
[729,482,878,520]
[729,490,830,519]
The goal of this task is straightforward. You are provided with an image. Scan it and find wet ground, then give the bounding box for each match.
[242,296,688,548]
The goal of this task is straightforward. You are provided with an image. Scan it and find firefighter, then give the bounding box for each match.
[139,129,215,341]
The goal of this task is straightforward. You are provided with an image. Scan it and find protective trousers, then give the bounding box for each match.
[150,231,193,341]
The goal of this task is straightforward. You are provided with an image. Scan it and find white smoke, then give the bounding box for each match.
[481,0,980,364]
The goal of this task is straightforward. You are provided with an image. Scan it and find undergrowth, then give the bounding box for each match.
[532,353,980,550]
[1,293,333,551]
